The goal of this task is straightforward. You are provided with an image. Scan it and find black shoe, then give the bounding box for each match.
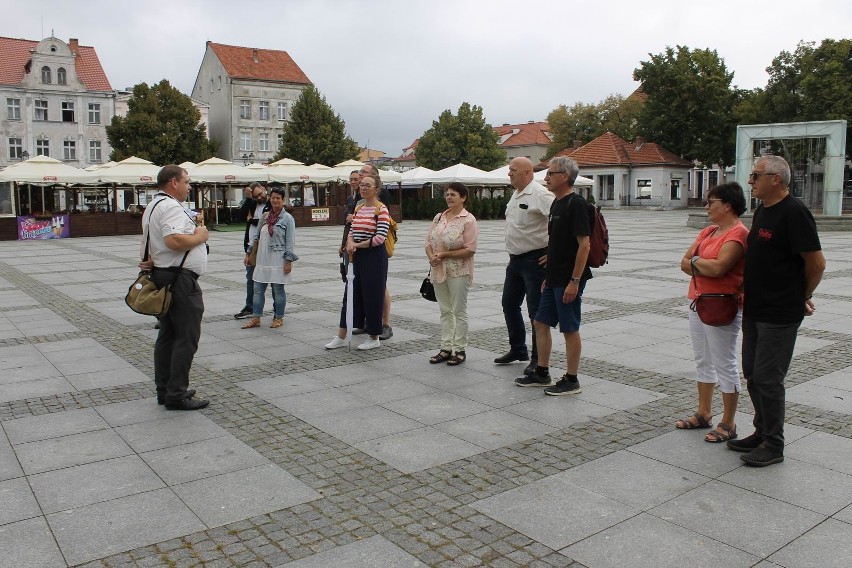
[740,443,784,467]
[544,375,582,396]
[154,322,160,329]
[234,307,253,319]
[352,328,366,335]
[727,433,762,452]
[164,396,209,411]
[378,325,393,340]
[157,389,196,405]
[523,359,538,376]
[495,350,529,364]
[515,369,551,387]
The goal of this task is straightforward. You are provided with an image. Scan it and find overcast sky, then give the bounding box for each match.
[6,0,849,158]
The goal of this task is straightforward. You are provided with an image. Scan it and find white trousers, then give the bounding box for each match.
[433,276,470,353]
[688,308,742,393]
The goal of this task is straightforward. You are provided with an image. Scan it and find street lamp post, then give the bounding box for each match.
[21,150,29,161]
[241,153,254,166]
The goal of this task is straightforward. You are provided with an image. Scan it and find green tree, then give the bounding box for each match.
[633,45,738,167]
[106,80,217,164]
[272,85,358,165]
[544,93,643,158]
[416,102,506,170]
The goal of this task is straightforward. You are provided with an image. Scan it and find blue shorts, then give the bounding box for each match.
[534,280,586,333]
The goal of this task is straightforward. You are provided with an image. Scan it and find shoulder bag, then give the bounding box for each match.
[688,231,738,326]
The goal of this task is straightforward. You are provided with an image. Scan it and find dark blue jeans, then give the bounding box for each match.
[741,317,800,451]
[243,264,255,310]
[501,249,546,357]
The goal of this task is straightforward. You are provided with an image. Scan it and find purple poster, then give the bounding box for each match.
[17,215,70,240]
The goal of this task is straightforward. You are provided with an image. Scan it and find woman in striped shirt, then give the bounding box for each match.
[325,174,390,350]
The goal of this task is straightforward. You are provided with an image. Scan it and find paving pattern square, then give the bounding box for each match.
[274,534,428,567]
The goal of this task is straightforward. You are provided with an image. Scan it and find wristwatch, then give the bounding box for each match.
[569,276,580,284]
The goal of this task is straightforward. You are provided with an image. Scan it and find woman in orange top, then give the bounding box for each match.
[677,182,749,442]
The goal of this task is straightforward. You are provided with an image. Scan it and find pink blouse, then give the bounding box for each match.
[425,209,479,284]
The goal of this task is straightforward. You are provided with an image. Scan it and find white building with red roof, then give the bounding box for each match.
[0,35,115,169]
[191,42,312,164]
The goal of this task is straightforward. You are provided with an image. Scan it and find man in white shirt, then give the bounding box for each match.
[496,157,555,374]
[141,164,210,410]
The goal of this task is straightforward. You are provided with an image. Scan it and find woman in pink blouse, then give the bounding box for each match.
[425,182,480,365]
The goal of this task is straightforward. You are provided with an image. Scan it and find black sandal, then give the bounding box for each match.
[430,350,452,364]
[447,351,466,366]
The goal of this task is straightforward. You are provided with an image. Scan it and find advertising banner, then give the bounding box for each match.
[311,208,330,222]
[17,214,70,240]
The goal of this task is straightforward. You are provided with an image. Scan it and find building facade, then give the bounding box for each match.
[191,42,311,164]
[0,36,114,170]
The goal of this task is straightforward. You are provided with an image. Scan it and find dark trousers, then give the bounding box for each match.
[741,316,800,451]
[501,249,546,357]
[244,264,255,309]
[339,245,387,336]
[152,270,204,403]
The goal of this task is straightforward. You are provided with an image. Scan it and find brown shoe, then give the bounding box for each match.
[270,318,283,328]
[241,317,261,329]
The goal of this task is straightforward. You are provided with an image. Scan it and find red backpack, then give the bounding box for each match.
[587,205,609,268]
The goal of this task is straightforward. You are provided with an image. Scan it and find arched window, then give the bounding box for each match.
[41,66,51,84]
[57,67,67,85]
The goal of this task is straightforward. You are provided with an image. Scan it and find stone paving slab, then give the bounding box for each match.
[0,211,851,567]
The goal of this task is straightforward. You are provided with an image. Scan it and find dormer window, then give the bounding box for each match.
[41,66,52,84]
[57,67,67,85]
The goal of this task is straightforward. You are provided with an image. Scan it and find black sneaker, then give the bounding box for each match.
[352,328,366,335]
[523,359,538,376]
[740,443,784,467]
[378,325,393,340]
[234,307,253,319]
[544,376,582,396]
[727,433,762,452]
[515,369,551,387]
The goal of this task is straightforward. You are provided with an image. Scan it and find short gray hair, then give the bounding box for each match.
[548,156,579,186]
[757,155,791,186]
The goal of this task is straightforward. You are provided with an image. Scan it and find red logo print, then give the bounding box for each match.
[758,228,773,240]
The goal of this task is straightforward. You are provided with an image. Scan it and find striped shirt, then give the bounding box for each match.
[350,204,390,247]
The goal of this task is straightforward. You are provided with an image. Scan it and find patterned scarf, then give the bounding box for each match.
[267,208,281,236]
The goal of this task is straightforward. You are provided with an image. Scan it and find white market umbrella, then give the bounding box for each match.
[413,163,507,186]
[97,156,161,185]
[400,166,435,183]
[189,157,261,184]
[267,162,337,184]
[0,155,98,185]
[533,169,594,187]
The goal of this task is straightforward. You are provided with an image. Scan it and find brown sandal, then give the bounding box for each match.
[705,423,737,443]
[430,350,452,364]
[241,317,261,329]
[270,318,283,328]
[447,351,466,366]
[675,413,712,430]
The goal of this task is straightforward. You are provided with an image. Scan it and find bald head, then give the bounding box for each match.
[508,157,534,190]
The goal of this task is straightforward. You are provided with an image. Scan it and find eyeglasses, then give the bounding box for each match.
[703,199,722,206]
[545,170,565,176]
[358,183,376,189]
[748,171,775,180]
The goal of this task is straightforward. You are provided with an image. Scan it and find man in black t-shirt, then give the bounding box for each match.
[516,156,591,395]
[728,155,825,467]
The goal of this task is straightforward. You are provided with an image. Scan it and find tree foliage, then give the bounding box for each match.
[545,94,643,158]
[633,45,738,167]
[272,85,358,165]
[416,102,506,170]
[106,80,217,164]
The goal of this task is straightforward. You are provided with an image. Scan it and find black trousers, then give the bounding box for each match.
[339,244,387,336]
[151,269,204,403]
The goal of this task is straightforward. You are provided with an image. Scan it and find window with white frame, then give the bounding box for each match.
[6,98,21,120]
[598,174,614,201]
[63,140,76,160]
[41,66,51,84]
[277,133,283,148]
[240,100,250,119]
[8,138,23,160]
[240,132,251,151]
[88,103,101,124]
[61,101,75,122]
[637,179,652,198]
[259,101,270,120]
[89,141,102,162]
[57,67,67,85]
[259,133,269,151]
[277,102,287,121]
[35,99,48,121]
[36,139,50,156]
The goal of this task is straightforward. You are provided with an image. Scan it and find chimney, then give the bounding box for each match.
[572,140,583,149]
[252,49,259,63]
[69,38,78,54]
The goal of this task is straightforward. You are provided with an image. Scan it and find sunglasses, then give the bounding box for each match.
[748,171,775,180]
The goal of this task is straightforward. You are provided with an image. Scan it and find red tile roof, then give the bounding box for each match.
[494,121,551,147]
[0,36,112,91]
[208,42,311,85]
[555,132,692,167]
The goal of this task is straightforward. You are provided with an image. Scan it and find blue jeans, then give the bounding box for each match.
[253,282,285,318]
[501,249,546,356]
[243,264,255,310]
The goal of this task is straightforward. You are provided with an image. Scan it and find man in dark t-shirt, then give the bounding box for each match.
[728,155,825,467]
[516,156,591,395]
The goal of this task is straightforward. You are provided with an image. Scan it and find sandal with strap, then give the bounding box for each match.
[430,350,452,364]
[241,317,261,329]
[675,413,712,430]
[270,318,283,328]
[447,351,466,366]
[705,423,737,443]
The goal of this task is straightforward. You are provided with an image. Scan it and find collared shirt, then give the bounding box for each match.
[141,194,208,276]
[425,208,479,284]
[504,179,554,255]
[247,201,267,243]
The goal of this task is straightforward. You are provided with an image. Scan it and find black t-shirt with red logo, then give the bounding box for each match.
[744,195,821,323]
[545,192,592,287]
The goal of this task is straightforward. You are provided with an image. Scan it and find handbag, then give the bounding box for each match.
[689,234,738,326]
[420,269,437,302]
[248,240,259,267]
[125,198,188,316]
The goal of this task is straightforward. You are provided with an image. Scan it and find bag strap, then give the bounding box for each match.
[689,227,719,294]
[143,196,190,268]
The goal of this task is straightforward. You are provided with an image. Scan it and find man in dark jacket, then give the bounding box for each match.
[234,182,271,319]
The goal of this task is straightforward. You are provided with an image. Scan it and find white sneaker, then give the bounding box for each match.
[357,338,381,350]
[325,336,347,349]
